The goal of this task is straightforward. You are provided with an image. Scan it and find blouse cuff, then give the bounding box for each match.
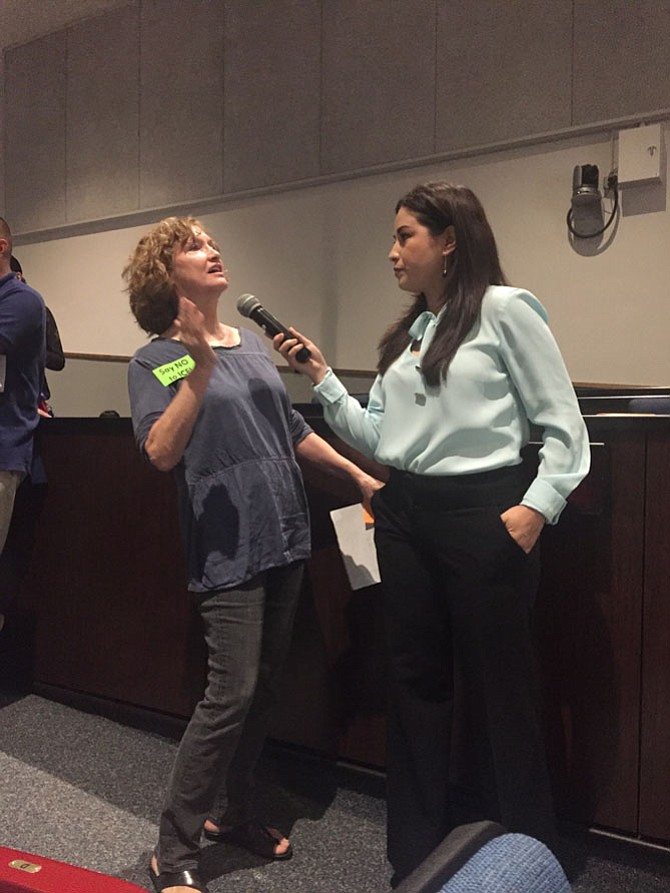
[521,477,568,526]
[312,367,347,404]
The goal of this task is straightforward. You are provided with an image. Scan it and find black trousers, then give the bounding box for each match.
[372,466,555,884]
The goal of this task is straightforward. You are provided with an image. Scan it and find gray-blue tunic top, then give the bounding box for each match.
[128,328,312,592]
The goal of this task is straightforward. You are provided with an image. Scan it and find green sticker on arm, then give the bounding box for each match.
[152,354,195,386]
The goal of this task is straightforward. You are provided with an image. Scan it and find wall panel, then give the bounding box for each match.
[574,0,670,124]
[223,0,321,191]
[66,6,140,221]
[4,34,67,232]
[139,0,224,208]
[436,0,572,152]
[5,0,670,232]
[320,0,436,173]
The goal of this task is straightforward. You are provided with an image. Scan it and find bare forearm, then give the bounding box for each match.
[294,432,384,510]
[296,432,361,481]
[145,365,212,471]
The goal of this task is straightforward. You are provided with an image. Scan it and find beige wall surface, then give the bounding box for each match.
[18,124,670,421]
[2,1,670,417]
[43,357,323,418]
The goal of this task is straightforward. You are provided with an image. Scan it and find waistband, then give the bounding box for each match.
[385,463,527,507]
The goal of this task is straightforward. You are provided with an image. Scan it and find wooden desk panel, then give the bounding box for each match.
[639,433,670,841]
[7,415,670,843]
[23,423,205,717]
[536,437,643,834]
[271,439,388,766]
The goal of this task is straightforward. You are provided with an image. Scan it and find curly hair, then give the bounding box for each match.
[123,216,203,336]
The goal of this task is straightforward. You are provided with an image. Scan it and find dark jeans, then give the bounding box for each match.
[156,561,304,873]
[373,466,555,884]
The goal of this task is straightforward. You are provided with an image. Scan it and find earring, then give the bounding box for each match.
[442,254,448,277]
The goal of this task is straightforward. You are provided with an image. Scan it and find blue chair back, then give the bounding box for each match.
[441,833,570,893]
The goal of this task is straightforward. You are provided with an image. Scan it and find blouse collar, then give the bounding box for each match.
[408,303,448,342]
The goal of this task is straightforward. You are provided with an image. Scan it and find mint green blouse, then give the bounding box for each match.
[313,285,590,525]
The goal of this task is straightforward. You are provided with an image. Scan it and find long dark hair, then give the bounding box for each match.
[378,182,508,386]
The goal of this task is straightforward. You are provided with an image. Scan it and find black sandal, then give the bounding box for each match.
[148,865,210,893]
[204,819,293,860]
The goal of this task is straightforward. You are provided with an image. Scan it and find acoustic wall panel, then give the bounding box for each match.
[4,34,67,232]
[139,0,224,208]
[223,0,321,192]
[435,0,572,153]
[66,6,140,222]
[573,0,670,125]
[5,0,670,235]
[320,0,436,173]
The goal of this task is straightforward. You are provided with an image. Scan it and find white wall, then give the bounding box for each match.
[15,124,670,416]
[43,357,322,418]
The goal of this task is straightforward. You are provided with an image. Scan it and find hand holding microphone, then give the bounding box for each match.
[237,294,311,362]
[236,294,328,384]
[274,326,329,384]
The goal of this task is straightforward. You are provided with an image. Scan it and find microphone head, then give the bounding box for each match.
[236,293,260,318]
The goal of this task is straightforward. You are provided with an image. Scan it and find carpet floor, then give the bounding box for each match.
[1,690,669,892]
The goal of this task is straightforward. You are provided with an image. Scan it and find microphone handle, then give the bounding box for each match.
[249,306,311,363]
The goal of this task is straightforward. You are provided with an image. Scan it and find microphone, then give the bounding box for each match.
[236,294,311,363]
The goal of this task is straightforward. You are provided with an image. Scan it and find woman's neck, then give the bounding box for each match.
[201,315,226,340]
[423,290,447,315]
[206,322,240,347]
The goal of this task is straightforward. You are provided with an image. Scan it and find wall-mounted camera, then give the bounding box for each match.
[566,164,619,240]
[568,165,603,237]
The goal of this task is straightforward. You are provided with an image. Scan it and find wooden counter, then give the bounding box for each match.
[3,411,670,845]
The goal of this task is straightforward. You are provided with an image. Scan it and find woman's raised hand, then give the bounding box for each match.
[273,327,328,385]
[174,297,216,369]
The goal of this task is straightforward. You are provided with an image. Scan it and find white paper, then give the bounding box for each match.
[329,503,381,590]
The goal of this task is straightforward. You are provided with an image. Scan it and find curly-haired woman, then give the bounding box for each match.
[125,217,381,893]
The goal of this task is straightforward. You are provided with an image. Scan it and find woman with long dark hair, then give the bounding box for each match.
[274,182,590,886]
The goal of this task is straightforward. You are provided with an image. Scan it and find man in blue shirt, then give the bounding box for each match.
[0,217,45,630]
